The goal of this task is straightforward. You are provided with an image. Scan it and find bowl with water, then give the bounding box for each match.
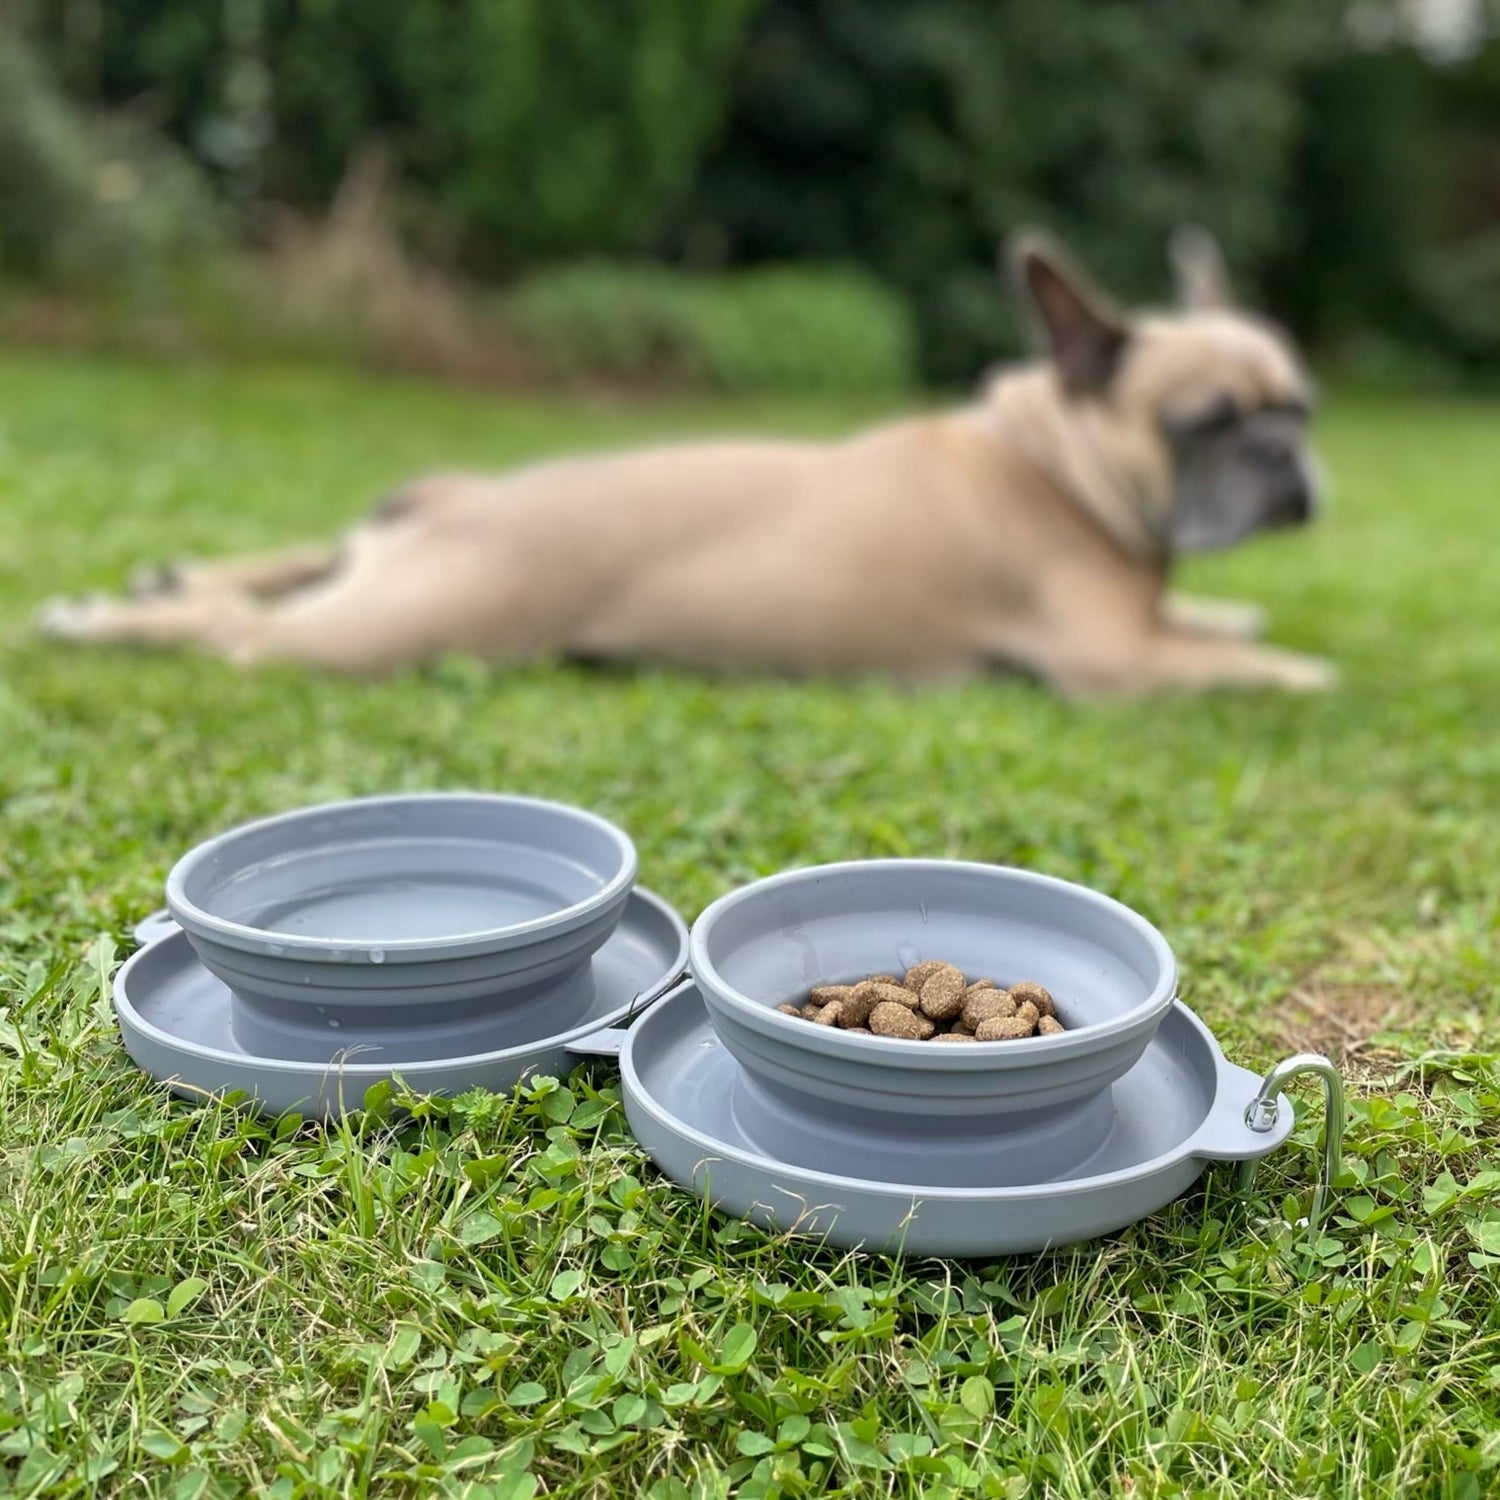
[165,793,637,1061]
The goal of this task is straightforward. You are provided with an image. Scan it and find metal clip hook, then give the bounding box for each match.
[1235,1052,1345,1230]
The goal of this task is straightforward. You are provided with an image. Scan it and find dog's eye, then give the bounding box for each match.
[1266,397,1312,420]
[1194,397,1241,433]
[1167,396,1240,440]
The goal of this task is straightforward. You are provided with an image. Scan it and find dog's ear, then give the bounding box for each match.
[1169,224,1233,311]
[1007,231,1129,394]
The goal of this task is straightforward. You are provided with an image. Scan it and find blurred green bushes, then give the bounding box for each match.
[0,29,219,288]
[671,0,1337,380]
[506,262,916,391]
[22,0,757,265]
[15,0,1500,386]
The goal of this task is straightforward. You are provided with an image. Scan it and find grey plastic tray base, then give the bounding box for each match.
[116,887,686,1117]
[621,982,1296,1257]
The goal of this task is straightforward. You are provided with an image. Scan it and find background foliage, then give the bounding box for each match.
[505,263,916,391]
[0,27,219,287]
[671,0,1334,379]
[21,0,758,265]
[12,0,1500,383]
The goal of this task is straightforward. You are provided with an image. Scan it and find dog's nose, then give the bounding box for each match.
[1253,441,1315,524]
[1252,438,1299,473]
[1275,473,1314,524]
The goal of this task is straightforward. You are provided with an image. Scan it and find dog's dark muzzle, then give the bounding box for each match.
[1272,475,1314,525]
[1253,444,1318,527]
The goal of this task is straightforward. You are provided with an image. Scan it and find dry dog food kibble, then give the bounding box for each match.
[1008,980,1056,1018]
[918,966,968,1021]
[869,1002,936,1039]
[780,965,1065,1043]
[854,980,916,1016]
[962,988,1016,1029]
[902,960,950,994]
[975,1015,1036,1041]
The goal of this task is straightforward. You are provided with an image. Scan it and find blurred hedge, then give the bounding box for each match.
[0,26,219,288]
[20,0,1500,383]
[506,262,916,391]
[669,0,1341,381]
[24,0,758,266]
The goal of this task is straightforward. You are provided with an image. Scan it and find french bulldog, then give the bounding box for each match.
[38,228,1334,697]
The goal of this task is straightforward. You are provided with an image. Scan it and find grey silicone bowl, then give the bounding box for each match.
[620,980,1295,1256]
[165,793,637,1059]
[689,860,1177,1174]
[116,888,688,1117]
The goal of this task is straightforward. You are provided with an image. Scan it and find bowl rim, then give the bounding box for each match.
[165,791,638,962]
[688,858,1178,1066]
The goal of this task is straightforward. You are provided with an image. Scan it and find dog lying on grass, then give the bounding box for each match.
[39,229,1333,698]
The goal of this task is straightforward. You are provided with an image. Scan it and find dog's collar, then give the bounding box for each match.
[967,401,1171,567]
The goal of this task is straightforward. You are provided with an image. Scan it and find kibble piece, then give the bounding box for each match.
[1037,1016,1065,1036]
[976,1014,1037,1041]
[932,1031,978,1042]
[903,960,950,994]
[919,967,967,1021]
[843,980,894,1025]
[799,1003,825,1021]
[838,983,876,1027]
[1013,1001,1040,1029]
[860,979,920,1011]
[810,985,856,1009]
[813,1002,845,1026]
[962,988,1016,1029]
[1008,981,1055,1019]
[776,1003,804,1018]
[845,1025,873,1034]
[869,1002,936,1039]
[965,979,997,997]
[866,974,899,986]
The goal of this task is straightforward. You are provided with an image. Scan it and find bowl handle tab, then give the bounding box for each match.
[1234,1052,1346,1231]
[133,909,182,948]
[564,976,695,1059]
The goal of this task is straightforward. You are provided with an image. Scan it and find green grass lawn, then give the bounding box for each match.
[1,348,1498,1499]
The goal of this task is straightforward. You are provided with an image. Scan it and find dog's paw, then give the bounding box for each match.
[1214,600,1268,641]
[36,593,115,641]
[1272,652,1339,693]
[1163,594,1267,641]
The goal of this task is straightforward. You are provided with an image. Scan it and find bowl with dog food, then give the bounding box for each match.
[165,792,638,1061]
[688,859,1178,1179]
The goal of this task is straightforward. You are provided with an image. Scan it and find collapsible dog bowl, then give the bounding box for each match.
[165,793,637,1062]
[116,887,687,1116]
[618,979,1343,1255]
[689,861,1177,1181]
